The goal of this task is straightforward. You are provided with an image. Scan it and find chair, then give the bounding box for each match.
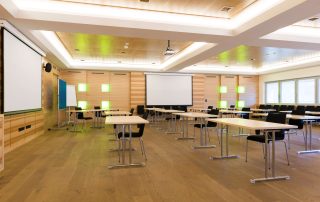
[273,105,279,112]
[240,107,251,119]
[137,105,145,116]
[287,109,306,149]
[305,106,315,112]
[265,105,272,109]
[207,106,213,110]
[279,105,288,112]
[193,109,220,144]
[296,105,306,111]
[93,106,106,128]
[75,107,93,129]
[315,106,320,112]
[129,108,134,116]
[117,112,148,161]
[259,104,266,109]
[287,105,295,111]
[245,112,289,165]
[229,105,235,110]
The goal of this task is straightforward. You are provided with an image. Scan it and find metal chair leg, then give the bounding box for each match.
[216,128,221,145]
[118,138,121,163]
[262,143,265,159]
[283,141,290,165]
[287,132,291,150]
[245,139,248,162]
[139,138,144,156]
[140,138,147,161]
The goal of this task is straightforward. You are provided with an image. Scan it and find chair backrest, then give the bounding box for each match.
[94,106,101,117]
[273,105,279,111]
[137,112,149,135]
[266,112,286,124]
[265,105,272,109]
[287,105,295,110]
[207,106,213,109]
[315,106,320,112]
[137,105,145,115]
[129,108,134,116]
[242,107,250,112]
[305,106,315,111]
[279,105,288,111]
[259,104,266,109]
[292,109,305,115]
[230,105,235,109]
[296,105,305,111]
[75,107,84,119]
[208,109,219,115]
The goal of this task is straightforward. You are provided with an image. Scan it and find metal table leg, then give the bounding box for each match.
[298,120,320,154]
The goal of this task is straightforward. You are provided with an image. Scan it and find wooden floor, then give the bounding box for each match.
[1,122,320,202]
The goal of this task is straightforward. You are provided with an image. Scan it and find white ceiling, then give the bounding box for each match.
[1,0,320,75]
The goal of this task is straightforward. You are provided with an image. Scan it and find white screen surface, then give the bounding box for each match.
[146,74,192,106]
[67,85,77,106]
[4,29,42,113]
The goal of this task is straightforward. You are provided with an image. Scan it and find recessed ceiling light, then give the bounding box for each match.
[250,58,255,61]
[121,51,126,54]
[309,17,319,21]
[118,61,122,63]
[81,59,85,61]
[124,45,129,49]
[225,65,229,67]
[75,48,80,51]
[193,64,197,66]
[152,62,156,64]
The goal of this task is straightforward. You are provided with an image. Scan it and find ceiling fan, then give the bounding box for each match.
[164,40,175,56]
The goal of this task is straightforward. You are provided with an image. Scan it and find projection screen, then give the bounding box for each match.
[3,29,42,113]
[146,73,193,106]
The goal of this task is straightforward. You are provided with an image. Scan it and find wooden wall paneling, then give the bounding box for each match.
[110,72,130,111]
[204,75,220,108]
[220,75,237,107]
[0,114,4,172]
[238,75,258,107]
[86,71,110,109]
[130,72,145,110]
[192,74,205,108]
[34,111,44,139]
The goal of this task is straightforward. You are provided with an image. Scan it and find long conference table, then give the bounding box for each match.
[251,113,320,154]
[206,118,297,183]
[106,115,149,169]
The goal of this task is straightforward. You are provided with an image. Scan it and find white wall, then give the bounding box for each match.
[259,65,320,103]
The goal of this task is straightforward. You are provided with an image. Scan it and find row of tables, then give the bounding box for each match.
[146,107,320,183]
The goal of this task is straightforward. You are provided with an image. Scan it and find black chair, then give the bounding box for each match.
[137,105,145,116]
[117,112,148,161]
[129,108,134,116]
[279,105,288,112]
[246,112,289,165]
[259,104,266,109]
[229,105,235,110]
[296,105,305,111]
[287,109,306,149]
[193,109,220,144]
[240,107,251,119]
[287,105,295,111]
[305,106,315,112]
[273,105,279,112]
[208,106,213,110]
[265,105,272,109]
[75,107,93,129]
[94,106,106,128]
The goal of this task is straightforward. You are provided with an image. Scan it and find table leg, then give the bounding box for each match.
[177,117,194,140]
[298,121,320,154]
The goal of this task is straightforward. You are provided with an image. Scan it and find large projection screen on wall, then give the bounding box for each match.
[3,29,42,113]
[146,73,193,106]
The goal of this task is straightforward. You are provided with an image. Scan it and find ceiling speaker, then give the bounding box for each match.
[43,63,52,73]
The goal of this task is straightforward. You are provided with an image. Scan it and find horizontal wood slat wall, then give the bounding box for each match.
[238,75,259,107]
[192,74,205,108]
[0,114,3,172]
[130,72,145,110]
[204,75,220,108]
[220,75,237,106]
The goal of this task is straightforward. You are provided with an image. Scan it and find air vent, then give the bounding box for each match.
[225,76,234,78]
[140,0,149,2]
[68,71,81,73]
[113,73,127,76]
[309,17,319,21]
[221,6,233,12]
[92,72,104,74]
[244,76,253,78]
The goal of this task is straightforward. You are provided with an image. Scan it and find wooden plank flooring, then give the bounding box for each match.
[1,123,320,201]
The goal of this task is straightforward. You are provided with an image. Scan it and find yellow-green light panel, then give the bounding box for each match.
[78,101,88,109]
[237,86,246,94]
[220,86,228,93]
[219,101,228,108]
[101,84,110,92]
[237,100,245,108]
[78,83,87,92]
[101,101,110,110]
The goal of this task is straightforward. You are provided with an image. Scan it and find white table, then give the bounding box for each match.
[286,114,320,154]
[173,112,218,149]
[155,109,185,134]
[251,109,276,112]
[206,118,297,184]
[219,110,252,118]
[105,116,149,169]
[189,108,211,112]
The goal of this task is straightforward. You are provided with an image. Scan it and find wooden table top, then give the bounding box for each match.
[155,109,185,113]
[105,116,149,125]
[252,113,320,120]
[69,109,119,113]
[220,110,252,114]
[173,112,218,118]
[206,118,297,130]
[104,111,131,116]
[251,109,276,112]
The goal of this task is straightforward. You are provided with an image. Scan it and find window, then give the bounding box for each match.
[280,80,295,104]
[266,82,279,103]
[298,79,315,104]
